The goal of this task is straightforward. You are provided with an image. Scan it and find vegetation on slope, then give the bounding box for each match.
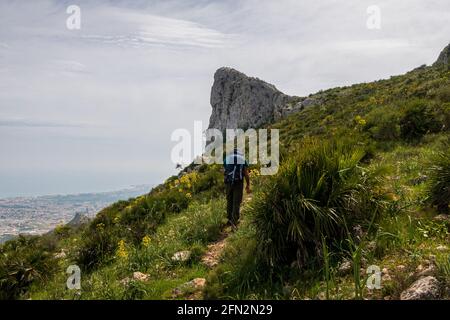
[1,62,449,300]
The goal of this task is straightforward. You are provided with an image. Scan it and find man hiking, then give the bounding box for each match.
[224,148,251,229]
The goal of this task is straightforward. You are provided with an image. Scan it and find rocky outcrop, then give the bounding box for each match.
[208,44,450,132]
[208,67,305,131]
[433,43,450,68]
[67,212,90,228]
[400,276,440,300]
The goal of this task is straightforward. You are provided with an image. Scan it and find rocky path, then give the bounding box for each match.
[172,195,253,299]
[201,194,252,269]
[201,229,231,268]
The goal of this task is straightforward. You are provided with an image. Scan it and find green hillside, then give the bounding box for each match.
[1,51,449,300]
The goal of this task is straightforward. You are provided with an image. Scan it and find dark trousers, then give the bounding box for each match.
[226,181,244,225]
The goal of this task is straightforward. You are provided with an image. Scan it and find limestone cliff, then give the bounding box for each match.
[433,42,450,68]
[208,67,306,131]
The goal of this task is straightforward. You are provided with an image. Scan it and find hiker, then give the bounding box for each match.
[223,148,251,228]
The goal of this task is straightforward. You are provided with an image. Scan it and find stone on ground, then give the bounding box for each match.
[400,276,440,300]
[172,278,206,299]
[133,271,150,282]
[171,250,191,262]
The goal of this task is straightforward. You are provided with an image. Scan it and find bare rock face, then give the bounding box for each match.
[433,43,450,68]
[208,67,302,131]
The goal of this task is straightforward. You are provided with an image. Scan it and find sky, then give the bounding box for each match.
[0,0,449,198]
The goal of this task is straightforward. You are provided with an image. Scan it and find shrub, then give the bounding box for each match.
[432,102,450,131]
[435,85,450,103]
[400,100,440,141]
[76,184,196,270]
[75,202,131,270]
[427,140,450,213]
[250,138,384,269]
[365,106,401,141]
[193,166,223,195]
[76,222,119,271]
[0,236,59,299]
[53,224,73,239]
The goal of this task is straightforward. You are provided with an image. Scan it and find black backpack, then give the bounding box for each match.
[224,154,245,184]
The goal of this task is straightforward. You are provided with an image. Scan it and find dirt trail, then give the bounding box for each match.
[201,194,253,269]
[173,195,253,299]
[201,229,230,268]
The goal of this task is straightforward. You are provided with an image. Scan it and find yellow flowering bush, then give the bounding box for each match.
[116,239,128,260]
[169,172,199,192]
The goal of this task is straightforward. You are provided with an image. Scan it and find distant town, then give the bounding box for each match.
[0,185,152,243]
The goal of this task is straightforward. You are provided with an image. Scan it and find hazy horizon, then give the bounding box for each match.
[1,0,449,198]
[0,176,153,199]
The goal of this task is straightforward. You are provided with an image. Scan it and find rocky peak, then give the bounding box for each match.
[67,212,90,228]
[433,43,450,68]
[208,67,304,131]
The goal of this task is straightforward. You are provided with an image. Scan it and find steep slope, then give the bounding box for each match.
[1,43,449,300]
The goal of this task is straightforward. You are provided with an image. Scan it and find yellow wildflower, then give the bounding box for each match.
[354,115,366,126]
[249,169,260,178]
[142,235,151,248]
[116,240,128,260]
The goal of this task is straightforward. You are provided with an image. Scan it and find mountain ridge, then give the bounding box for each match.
[1,43,449,300]
[209,43,450,132]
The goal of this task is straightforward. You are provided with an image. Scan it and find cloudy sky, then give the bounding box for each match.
[0,0,449,198]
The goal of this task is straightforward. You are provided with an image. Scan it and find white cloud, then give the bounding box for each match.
[77,11,236,49]
[0,0,449,197]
